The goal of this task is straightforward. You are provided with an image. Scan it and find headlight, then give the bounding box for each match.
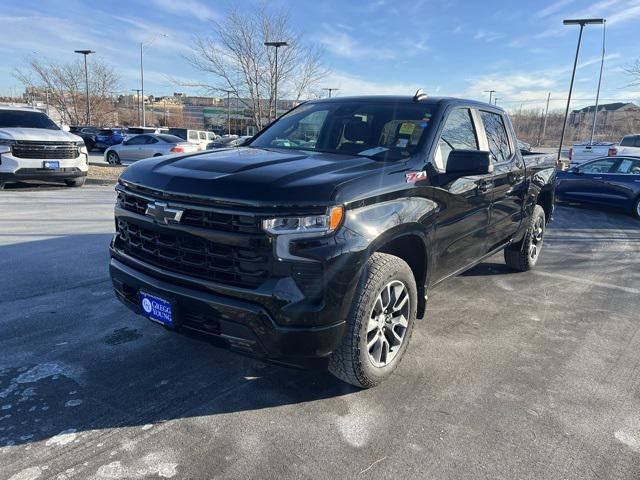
[262,206,344,236]
[74,141,85,147]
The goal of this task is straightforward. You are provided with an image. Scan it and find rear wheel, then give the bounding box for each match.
[65,177,85,188]
[106,151,120,165]
[329,252,417,388]
[633,197,640,220]
[504,204,546,271]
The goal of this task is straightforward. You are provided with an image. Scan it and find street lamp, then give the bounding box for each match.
[322,88,339,98]
[484,90,496,104]
[557,18,605,162]
[140,33,167,127]
[264,41,288,121]
[74,50,95,124]
[589,20,607,145]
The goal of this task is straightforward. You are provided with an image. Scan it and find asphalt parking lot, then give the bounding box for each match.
[1,185,639,479]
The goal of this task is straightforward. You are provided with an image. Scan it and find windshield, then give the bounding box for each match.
[250,101,434,160]
[0,110,60,130]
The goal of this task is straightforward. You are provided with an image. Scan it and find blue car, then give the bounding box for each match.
[556,155,640,219]
[95,128,124,150]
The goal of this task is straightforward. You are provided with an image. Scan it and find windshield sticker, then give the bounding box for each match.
[406,171,427,183]
[399,123,416,135]
[358,147,389,156]
[396,138,409,148]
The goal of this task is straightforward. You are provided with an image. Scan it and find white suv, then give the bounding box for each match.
[0,106,88,189]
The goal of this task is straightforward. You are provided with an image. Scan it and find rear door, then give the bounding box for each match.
[479,110,527,250]
[138,135,160,159]
[429,108,493,280]
[598,157,640,208]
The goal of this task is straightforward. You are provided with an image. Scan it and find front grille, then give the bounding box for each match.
[116,218,271,288]
[117,190,262,233]
[11,141,79,159]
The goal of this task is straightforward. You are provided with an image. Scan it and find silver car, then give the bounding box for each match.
[105,134,199,164]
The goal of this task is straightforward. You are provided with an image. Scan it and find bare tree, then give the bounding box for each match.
[14,56,121,126]
[184,6,325,130]
[625,58,640,87]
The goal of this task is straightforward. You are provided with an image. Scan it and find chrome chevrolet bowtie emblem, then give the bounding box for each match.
[145,201,184,224]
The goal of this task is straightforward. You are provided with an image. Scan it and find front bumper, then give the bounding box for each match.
[110,253,351,369]
[0,151,88,184]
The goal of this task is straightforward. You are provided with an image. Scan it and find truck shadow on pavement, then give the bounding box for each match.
[0,235,359,448]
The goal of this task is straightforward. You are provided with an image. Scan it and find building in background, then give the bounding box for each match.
[570,102,640,131]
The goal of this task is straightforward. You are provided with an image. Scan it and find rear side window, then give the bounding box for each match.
[434,109,478,171]
[620,136,638,147]
[580,158,617,174]
[199,132,207,140]
[188,131,198,141]
[480,111,512,163]
[614,158,640,174]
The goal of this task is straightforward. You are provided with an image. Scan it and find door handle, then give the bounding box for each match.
[593,176,603,180]
[508,173,524,184]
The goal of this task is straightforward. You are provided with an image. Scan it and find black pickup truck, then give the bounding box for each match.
[109,94,556,387]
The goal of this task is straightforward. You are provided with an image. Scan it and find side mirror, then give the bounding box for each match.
[446,150,493,176]
[570,166,582,174]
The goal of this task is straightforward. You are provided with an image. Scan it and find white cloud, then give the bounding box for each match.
[317,71,427,97]
[535,0,576,18]
[474,29,503,42]
[313,25,397,60]
[148,0,218,22]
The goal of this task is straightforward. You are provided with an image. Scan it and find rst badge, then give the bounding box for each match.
[405,171,427,183]
[144,201,184,224]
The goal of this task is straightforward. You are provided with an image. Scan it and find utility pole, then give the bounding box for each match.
[264,41,288,121]
[322,88,339,98]
[140,33,167,127]
[558,18,605,162]
[131,89,142,125]
[540,92,551,146]
[484,90,496,104]
[221,89,233,134]
[590,20,607,145]
[74,50,95,124]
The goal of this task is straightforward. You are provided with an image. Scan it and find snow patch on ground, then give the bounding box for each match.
[45,429,77,446]
[94,452,178,479]
[8,466,43,480]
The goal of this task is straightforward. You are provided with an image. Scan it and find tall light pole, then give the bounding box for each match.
[484,90,496,104]
[589,20,607,145]
[557,18,604,162]
[74,50,95,124]
[264,41,288,121]
[323,88,339,98]
[140,33,167,127]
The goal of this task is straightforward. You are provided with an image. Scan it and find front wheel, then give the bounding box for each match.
[329,252,417,388]
[106,151,120,165]
[504,204,546,271]
[633,197,640,220]
[65,177,86,187]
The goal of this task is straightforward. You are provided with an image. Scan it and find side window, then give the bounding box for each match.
[145,136,158,144]
[480,111,512,163]
[188,131,198,141]
[126,135,146,145]
[580,158,617,174]
[207,132,216,140]
[434,109,478,171]
[614,158,640,174]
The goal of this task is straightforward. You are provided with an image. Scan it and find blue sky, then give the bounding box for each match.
[1,0,639,112]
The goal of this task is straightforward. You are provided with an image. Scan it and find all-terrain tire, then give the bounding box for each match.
[329,252,417,388]
[504,204,546,272]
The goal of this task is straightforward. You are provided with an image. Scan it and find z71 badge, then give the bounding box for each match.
[405,171,427,183]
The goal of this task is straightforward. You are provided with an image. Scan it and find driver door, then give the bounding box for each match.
[559,158,618,205]
[429,108,493,281]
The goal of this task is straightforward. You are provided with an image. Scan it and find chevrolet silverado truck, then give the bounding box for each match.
[109,93,557,388]
[0,106,88,189]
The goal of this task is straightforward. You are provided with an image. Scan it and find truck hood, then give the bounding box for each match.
[120,147,399,206]
[0,128,82,143]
